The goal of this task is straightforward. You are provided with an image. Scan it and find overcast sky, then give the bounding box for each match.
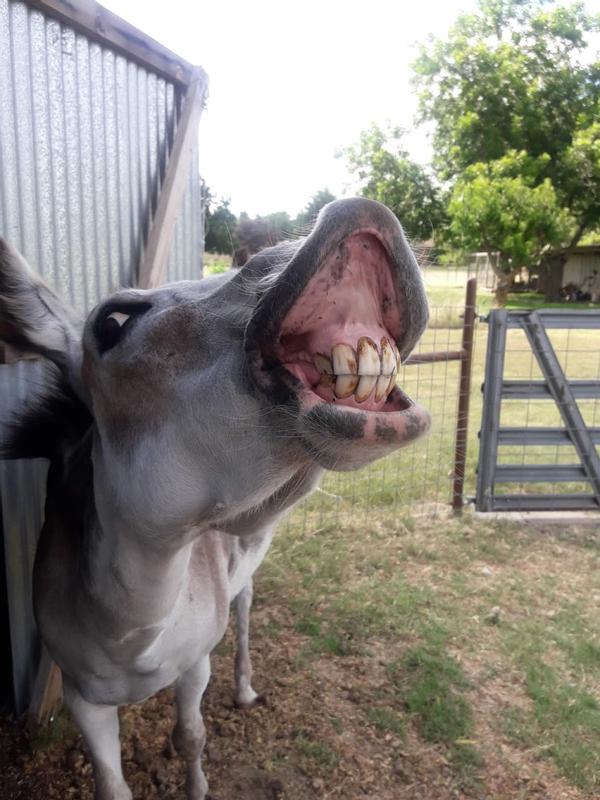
[102,0,478,217]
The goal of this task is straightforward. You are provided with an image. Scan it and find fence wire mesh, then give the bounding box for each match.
[285,282,482,534]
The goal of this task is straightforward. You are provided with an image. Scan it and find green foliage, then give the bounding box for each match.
[203,253,232,275]
[413,0,600,183]
[447,151,574,273]
[204,195,237,254]
[295,188,337,227]
[413,0,600,295]
[341,122,446,241]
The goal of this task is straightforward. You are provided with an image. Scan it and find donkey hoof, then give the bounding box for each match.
[235,691,266,710]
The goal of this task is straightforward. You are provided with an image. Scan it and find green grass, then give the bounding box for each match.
[258,511,600,794]
[365,706,406,735]
[203,252,232,274]
[254,273,600,795]
[504,291,600,311]
[293,735,340,770]
[502,658,600,792]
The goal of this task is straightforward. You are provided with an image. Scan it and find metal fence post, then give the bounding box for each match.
[475,309,508,511]
[452,278,477,513]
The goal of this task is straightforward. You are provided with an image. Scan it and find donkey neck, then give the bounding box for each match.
[81,514,196,631]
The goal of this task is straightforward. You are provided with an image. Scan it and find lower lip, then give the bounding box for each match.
[283,361,397,412]
[296,384,431,442]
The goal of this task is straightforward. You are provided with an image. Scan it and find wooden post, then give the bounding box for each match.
[452,278,477,513]
[138,69,207,290]
[27,647,63,728]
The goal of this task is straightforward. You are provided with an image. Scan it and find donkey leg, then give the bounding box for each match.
[233,579,260,708]
[63,679,132,800]
[172,656,211,800]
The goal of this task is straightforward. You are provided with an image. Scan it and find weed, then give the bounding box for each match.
[365,706,405,736]
[30,709,78,752]
[293,735,339,770]
[398,645,472,743]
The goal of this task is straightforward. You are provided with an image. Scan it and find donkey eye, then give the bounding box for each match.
[107,311,131,327]
[94,302,152,354]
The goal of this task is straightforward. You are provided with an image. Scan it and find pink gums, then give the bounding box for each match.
[277,231,404,412]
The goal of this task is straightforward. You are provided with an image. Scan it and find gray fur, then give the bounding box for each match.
[0,199,429,799]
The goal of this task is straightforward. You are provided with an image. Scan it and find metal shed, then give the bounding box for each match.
[0,0,208,713]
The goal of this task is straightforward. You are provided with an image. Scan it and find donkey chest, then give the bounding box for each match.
[70,586,226,705]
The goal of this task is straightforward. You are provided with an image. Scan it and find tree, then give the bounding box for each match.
[413,0,600,300]
[447,152,573,302]
[204,196,237,254]
[295,189,336,227]
[341,123,446,242]
[233,211,292,266]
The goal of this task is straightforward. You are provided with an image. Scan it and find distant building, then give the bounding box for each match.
[466,245,600,297]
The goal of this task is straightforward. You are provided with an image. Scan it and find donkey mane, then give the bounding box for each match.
[2,369,92,461]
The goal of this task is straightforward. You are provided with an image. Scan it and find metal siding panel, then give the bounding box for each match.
[45,15,71,297]
[0,361,48,713]
[29,10,57,286]
[0,0,204,712]
[101,48,121,293]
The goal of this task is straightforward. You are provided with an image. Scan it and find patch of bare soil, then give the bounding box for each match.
[0,606,590,800]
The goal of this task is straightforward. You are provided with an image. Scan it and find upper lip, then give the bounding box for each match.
[244,199,428,407]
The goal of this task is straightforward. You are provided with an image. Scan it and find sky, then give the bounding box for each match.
[102,0,479,218]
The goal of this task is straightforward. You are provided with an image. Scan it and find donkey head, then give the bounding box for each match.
[0,199,430,531]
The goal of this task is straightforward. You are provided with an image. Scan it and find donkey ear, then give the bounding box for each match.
[0,239,83,386]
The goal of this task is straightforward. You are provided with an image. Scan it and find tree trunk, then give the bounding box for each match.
[489,255,513,306]
[494,274,512,306]
[540,253,566,302]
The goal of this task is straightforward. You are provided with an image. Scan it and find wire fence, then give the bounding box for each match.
[282,271,600,534]
[285,289,483,534]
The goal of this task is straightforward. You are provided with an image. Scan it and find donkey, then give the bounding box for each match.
[0,198,430,799]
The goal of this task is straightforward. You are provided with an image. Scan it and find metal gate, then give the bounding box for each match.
[476,309,600,512]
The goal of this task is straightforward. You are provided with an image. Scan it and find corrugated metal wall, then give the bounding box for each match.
[563,253,600,288]
[0,0,204,712]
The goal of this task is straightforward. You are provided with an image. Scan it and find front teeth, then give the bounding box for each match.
[380,337,395,374]
[332,343,357,375]
[355,375,377,402]
[357,337,380,375]
[315,337,399,404]
[335,374,359,398]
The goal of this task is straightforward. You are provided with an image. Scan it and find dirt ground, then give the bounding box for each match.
[1,516,598,800]
[0,617,587,800]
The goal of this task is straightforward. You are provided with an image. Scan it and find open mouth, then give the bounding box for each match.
[271,230,414,415]
[244,198,431,462]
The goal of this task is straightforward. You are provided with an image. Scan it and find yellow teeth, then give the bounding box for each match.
[332,343,357,375]
[357,337,380,375]
[334,374,359,398]
[355,375,377,403]
[380,337,395,375]
[313,337,400,404]
[375,374,391,402]
[387,368,398,394]
[314,353,333,374]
